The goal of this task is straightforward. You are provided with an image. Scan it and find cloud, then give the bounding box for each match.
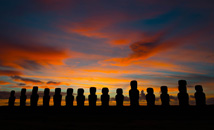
[207,98,214,105]
[46,81,61,85]
[109,96,130,101]
[11,75,44,85]
[0,81,11,85]
[0,91,10,99]
[167,74,214,85]
[0,37,69,70]
[0,69,23,76]
[189,95,195,99]
[169,95,177,101]
[17,83,26,86]
[9,75,71,87]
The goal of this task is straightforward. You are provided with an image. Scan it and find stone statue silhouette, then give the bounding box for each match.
[129,80,139,107]
[76,88,85,107]
[43,88,50,107]
[101,87,110,107]
[20,88,27,107]
[177,80,189,107]
[115,88,124,107]
[30,86,39,107]
[195,85,206,106]
[53,88,62,107]
[66,88,74,107]
[8,90,16,106]
[146,88,155,106]
[160,86,170,106]
[89,87,97,107]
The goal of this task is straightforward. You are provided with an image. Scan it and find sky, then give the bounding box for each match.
[0,0,214,106]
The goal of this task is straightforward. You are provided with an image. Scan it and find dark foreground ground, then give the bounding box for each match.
[0,106,214,130]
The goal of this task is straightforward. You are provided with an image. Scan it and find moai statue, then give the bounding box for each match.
[20,88,27,106]
[177,80,189,107]
[30,86,39,107]
[43,88,50,107]
[129,80,139,107]
[66,88,74,107]
[160,86,170,106]
[195,85,206,106]
[76,88,85,107]
[146,88,155,106]
[101,87,110,107]
[88,87,97,107]
[8,90,16,106]
[53,88,62,107]
[115,88,124,107]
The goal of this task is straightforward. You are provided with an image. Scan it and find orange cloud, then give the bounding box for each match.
[0,39,69,70]
[0,81,11,85]
[102,23,214,68]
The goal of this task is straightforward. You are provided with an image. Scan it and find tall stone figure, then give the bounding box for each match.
[160,86,170,106]
[20,88,27,106]
[76,88,85,107]
[101,87,110,107]
[146,88,155,106]
[88,87,97,107]
[43,88,50,107]
[115,88,124,107]
[195,85,206,106]
[66,88,74,107]
[129,80,139,107]
[53,88,62,107]
[9,90,16,106]
[30,86,39,107]
[177,80,189,106]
